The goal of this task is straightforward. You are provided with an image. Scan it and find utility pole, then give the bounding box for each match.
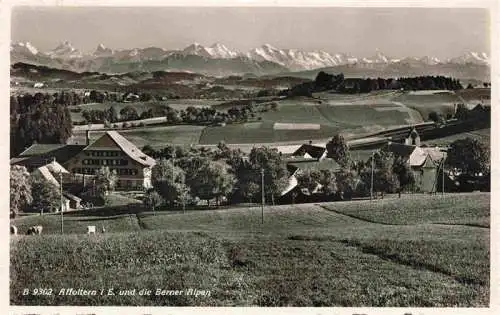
[261,168,265,224]
[60,171,64,234]
[370,152,375,201]
[442,158,445,196]
[172,151,176,210]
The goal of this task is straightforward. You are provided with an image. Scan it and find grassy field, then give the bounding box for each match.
[422,128,490,147]
[199,94,426,144]
[320,193,490,227]
[198,121,342,144]
[11,193,490,306]
[72,125,205,148]
[67,90,467,145]
[391,92,458,119]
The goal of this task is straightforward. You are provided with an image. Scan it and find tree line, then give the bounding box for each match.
[287,72,464,97]
[10,93,73,156]
[78,102,278,126]
[10,134,490,216]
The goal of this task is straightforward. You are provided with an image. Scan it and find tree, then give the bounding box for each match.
[361,150,398,198]
[107,106,119,123]
[296,169,322,194]
[373,151,399,197]
[428,111,444,124]
[10,165,32,218]
[392,156,415,195]
[248,147,289,205]
[319,169,338,197]
[239,181,260,203]
[189,160,235,206]
[13,96,73,155]
[335,168,356,200]
[143,189,164,215]
[446,138,490,176]
[455,103,469,120]
[29,173,60,215]
[95,167,118,198]
[326,134,351,168]
[151,159,191,207]
[119,105,140,121]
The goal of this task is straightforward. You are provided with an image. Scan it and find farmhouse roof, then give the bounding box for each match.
[387,142,438,167]
[281,174,299,196]
[34,161,69,187]
[96,131,156,167]
[63,191,82,202]
[422,147,447,163]
[14,144,86,169]
[291,144,326,159]
[288,158,341,173]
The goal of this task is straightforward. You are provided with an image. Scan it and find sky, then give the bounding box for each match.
[11,6,490,59]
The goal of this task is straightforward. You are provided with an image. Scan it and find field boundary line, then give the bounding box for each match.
[316,204,401,226]
[337,239,487,286]
[430,222,490,229]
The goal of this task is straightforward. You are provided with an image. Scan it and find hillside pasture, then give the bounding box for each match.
[320,193,490,227]
[391,92,458,119]
[198,121,342,144]
[456,88,490,101]
[71,125,205,148]
[317,103,423,127]
[422,128,490,147]
[10,193,490,306]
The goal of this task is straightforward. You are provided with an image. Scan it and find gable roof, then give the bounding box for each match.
[34,161,69,187]
[422,147,447,163]
[288,158,341,173]
[63,192,82,202]
[387,142,436,167]
[408,147,428,167]
[87,131,155,167]
[15,144,86,169]
[35,166,60,187]
[291,144,326,160]
[421,155,437,168]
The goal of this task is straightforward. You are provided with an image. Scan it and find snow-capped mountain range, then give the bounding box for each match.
[10,41,490,78]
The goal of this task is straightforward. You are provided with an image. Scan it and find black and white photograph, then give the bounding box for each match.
[6,1,495,312]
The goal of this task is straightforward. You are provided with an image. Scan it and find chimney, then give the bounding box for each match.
[86,130,90,146]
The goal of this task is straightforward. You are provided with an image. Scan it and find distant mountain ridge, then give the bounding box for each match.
[10,41,490,80]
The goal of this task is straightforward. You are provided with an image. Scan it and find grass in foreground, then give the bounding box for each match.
[320,193,490,227]
[10,193,490,306]
[11,230,488,306]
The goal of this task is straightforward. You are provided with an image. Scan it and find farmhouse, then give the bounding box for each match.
[65,131,156,190]
[385,129,447,193]
[31,160,82,211]
[11,131,156,191]
[280,146,342,203]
